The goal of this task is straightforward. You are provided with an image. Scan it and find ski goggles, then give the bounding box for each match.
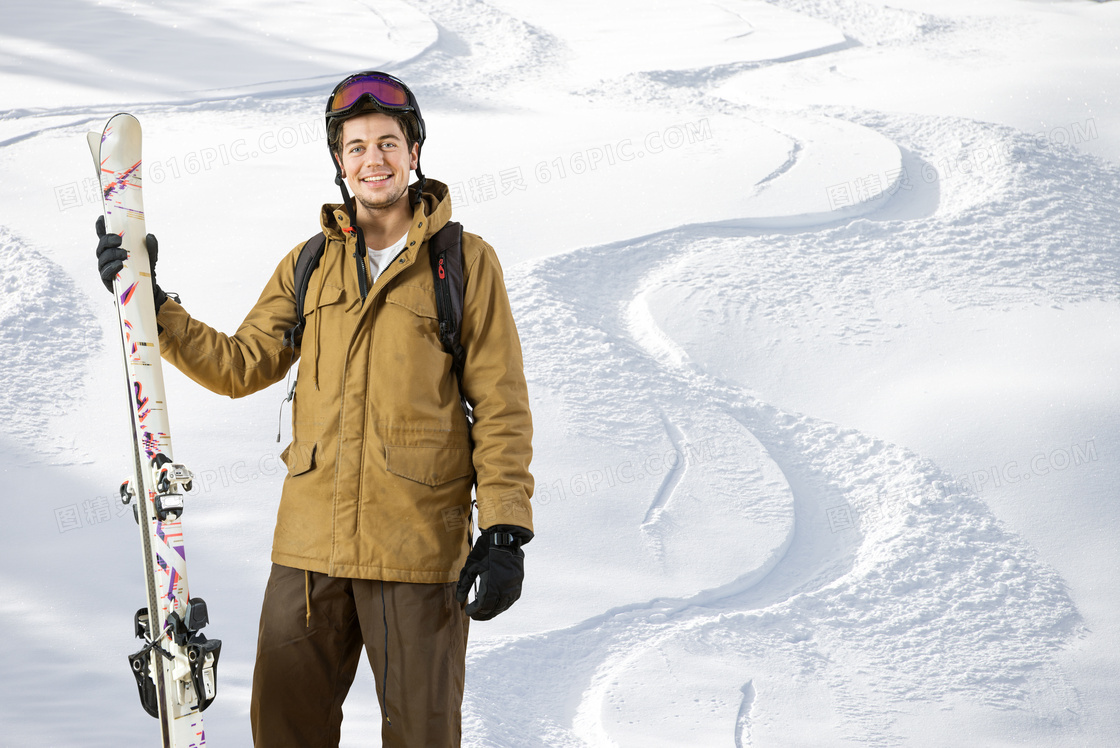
[327,71,426,146]
[327,72,413,116]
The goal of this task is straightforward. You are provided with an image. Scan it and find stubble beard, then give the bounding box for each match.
[354,177,409,214]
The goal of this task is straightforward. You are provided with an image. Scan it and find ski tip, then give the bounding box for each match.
[85,131,102,167]
[96,113,143,145]
[107,112,141,129]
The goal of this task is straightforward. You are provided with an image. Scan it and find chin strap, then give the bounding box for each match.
[336,170,369,301]
[414,157,425,208]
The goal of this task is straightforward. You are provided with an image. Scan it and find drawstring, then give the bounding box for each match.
[311,258,326,391]
[305,570,311,628]
[276,372,296,443]
[380,580,392,726]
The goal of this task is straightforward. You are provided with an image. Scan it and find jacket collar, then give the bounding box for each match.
[320,179,452,245]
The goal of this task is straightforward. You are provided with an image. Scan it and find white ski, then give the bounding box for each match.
[87,113,219,748]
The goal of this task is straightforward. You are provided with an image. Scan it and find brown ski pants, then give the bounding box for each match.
[250,564,469,747]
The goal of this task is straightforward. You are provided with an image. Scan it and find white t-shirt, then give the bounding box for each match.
[368,233,409,282]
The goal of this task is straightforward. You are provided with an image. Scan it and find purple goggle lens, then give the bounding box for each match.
[329,74,411,113]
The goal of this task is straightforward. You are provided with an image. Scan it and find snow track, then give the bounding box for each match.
[0,228,100,460]
[735,680,756,748]
[1,0,437,110]
[468,108,1097,745]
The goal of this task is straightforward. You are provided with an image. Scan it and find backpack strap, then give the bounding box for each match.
[428,221,473,424]
[283,232,327,349]
[428,221,466,378]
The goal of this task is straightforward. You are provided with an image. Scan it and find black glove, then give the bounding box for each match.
[95,216,167,311]
[455,525,533,621]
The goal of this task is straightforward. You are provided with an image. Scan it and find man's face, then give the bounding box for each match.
[336,112,419,213]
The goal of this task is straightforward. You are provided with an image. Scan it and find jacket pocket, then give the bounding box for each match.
[303,283,344,316]
[281,441,318,476]
[384,283,439,319]
[385,444,474,486]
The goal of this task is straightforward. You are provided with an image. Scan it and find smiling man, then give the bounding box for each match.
[337,110,416,247]
[95,71,536,747]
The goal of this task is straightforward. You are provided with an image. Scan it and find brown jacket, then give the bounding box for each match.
[156,180,534,582]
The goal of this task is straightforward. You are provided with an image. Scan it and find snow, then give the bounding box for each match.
[2,0,1118,746]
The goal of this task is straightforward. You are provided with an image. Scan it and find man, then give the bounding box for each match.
[95,71,535,747]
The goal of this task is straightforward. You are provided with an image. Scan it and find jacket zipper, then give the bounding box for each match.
[354,249,369,300]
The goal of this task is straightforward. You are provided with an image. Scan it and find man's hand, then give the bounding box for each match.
[455,525,533,621]
[95,216,167,311]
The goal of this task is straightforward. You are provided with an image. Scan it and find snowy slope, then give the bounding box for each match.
[1,0,1119,746]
